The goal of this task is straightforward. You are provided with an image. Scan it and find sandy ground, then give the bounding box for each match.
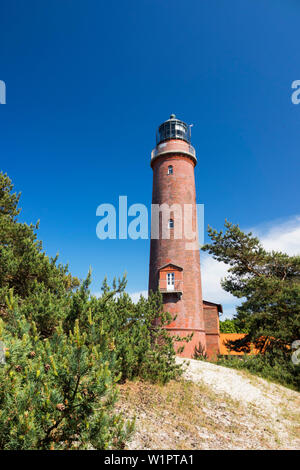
[177,357,298,416]
[117,358,300,450]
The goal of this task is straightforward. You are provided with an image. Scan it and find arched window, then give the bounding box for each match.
[168,165,173,175]
[168,219,174,229]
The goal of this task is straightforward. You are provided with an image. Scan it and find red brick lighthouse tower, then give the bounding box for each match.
[149,114,207,358]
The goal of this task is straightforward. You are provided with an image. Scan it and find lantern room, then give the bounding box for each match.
[156,114,191,145]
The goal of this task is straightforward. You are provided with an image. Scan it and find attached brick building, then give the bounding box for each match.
[203,301,222,359]
[148,115,222,359]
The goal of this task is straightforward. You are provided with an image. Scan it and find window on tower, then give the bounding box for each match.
[168,165,173,175]
[167,272,175,291]
[168,219,174,229]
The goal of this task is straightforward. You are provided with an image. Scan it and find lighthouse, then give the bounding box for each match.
[148,114,208,358]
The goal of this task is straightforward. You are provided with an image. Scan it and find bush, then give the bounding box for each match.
[0,291,134,450]
[216,351,300,391]
[0,278,183,449]
[65,274,183,384]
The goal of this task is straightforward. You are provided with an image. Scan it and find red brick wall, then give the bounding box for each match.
[149,144,206,358]
[203,302,220,359]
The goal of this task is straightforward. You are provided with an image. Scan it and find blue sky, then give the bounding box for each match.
[1,1,300,317]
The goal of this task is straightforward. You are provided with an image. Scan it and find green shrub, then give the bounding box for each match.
[66,275,183,384]
[0,292,134,450]
[216,351,300,391]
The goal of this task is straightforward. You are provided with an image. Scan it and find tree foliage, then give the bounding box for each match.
[219,318,249,334]
[0,172,79,336]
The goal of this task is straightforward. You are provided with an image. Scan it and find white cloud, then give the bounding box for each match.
[200,255,239,313]
[200,254,241,319]
[129,290,148,303]
[254,216,300,256]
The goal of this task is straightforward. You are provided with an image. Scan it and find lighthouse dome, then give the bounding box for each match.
[156,114,191,145]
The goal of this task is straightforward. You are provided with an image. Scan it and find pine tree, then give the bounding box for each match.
[0,172,79,335]
[202,220,300,389]
[67,274,183,384]
[0,290,134,450]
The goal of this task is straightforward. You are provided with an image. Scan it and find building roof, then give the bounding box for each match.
[158,263,183,271]
[219,334,261,355]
